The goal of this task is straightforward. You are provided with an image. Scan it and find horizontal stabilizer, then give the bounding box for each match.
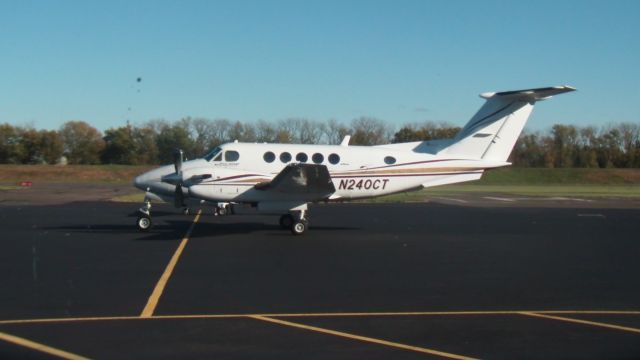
[480,85,575,101]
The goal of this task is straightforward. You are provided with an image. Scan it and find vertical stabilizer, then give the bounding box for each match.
[443,86,575,161]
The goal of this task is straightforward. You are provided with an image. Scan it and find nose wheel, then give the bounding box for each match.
[137,214,152,231]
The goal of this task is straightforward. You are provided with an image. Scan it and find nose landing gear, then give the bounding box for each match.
[137,200,153,231]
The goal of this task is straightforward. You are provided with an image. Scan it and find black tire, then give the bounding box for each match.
[279,214,294,229]
[137,215,152,231]
[291,220,307,235]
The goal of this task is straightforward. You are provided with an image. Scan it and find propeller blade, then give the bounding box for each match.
[173,149,184,174]
[174,184,185,208]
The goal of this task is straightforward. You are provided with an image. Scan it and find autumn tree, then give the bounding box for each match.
[350,117,391,145]
[323,119,350,145]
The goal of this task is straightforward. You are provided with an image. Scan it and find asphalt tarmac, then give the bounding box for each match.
[0,200,639,359]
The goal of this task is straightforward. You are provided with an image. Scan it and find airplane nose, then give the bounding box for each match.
[133,174,149,191]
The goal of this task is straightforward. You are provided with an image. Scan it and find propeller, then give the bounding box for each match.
[160,148,213,208]
[173,149,185,208]
[173,149,183,174]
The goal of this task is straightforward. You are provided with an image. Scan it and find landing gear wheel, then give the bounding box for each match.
[291,220,308,235]
[279,214,294,229]
[137,215,152,231]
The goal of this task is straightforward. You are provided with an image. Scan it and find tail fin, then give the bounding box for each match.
[443,85,575,162]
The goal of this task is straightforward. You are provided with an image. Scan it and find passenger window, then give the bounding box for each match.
[225,150,240,162]
[312,153,324,164]
[263,151,275,163]
[328,153,340,165]
[280,152,292,163]
[296,152,308,163]
[384,156,396,165]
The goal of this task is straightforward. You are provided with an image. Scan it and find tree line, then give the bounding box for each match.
[0,118,638,167]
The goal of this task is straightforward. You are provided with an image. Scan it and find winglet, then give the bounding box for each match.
[340,135,351,146]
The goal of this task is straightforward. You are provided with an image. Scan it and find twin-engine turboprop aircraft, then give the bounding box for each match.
[133,85,575,234]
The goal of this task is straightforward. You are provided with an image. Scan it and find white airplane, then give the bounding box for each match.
[133,85,575,234]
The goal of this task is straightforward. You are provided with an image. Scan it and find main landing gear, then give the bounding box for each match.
[280,210,309,235]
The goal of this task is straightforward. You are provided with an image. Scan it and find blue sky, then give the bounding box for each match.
[0,0,638,132]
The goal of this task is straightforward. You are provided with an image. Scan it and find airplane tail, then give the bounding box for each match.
[442,86,575,162]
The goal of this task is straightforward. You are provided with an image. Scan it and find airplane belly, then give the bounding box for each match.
[189,184,251,202]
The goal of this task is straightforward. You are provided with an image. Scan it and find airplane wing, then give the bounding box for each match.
[255,163,335,199]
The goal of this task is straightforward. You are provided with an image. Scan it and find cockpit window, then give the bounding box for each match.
[224,150,240,162]
[204,147,222,161]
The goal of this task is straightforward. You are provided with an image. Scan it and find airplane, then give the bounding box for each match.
[133,85,575,235]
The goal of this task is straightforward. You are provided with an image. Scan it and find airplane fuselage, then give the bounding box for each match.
[134,142,504,205]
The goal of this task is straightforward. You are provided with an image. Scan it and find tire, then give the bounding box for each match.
[279,214,294,229]
[291,220,307,235]
[137,215,152,231]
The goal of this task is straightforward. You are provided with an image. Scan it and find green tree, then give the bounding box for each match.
[0,124,22,163]
[131,126,159,164]
[17,127,42,163]
[551,124,578,168]
[38,130,64,164]
[102,125,136,164]
[392,125,423,143]
[59,121,105,164]
[156,124,195,163]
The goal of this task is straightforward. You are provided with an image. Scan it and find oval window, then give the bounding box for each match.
[296,152,308,163]
[384,156,396,165]
[225,150,240,162]
[312,153,324,164]
[263,151,276,163]
[280,152,292,163]
[328,153,340,165]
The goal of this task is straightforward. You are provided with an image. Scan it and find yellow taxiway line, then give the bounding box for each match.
[140,209,202,318]
[2,310,639,358]
[0,331,90,360]
[519,311,640,334]
[249,315,477,360]
[2,310,640,326]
